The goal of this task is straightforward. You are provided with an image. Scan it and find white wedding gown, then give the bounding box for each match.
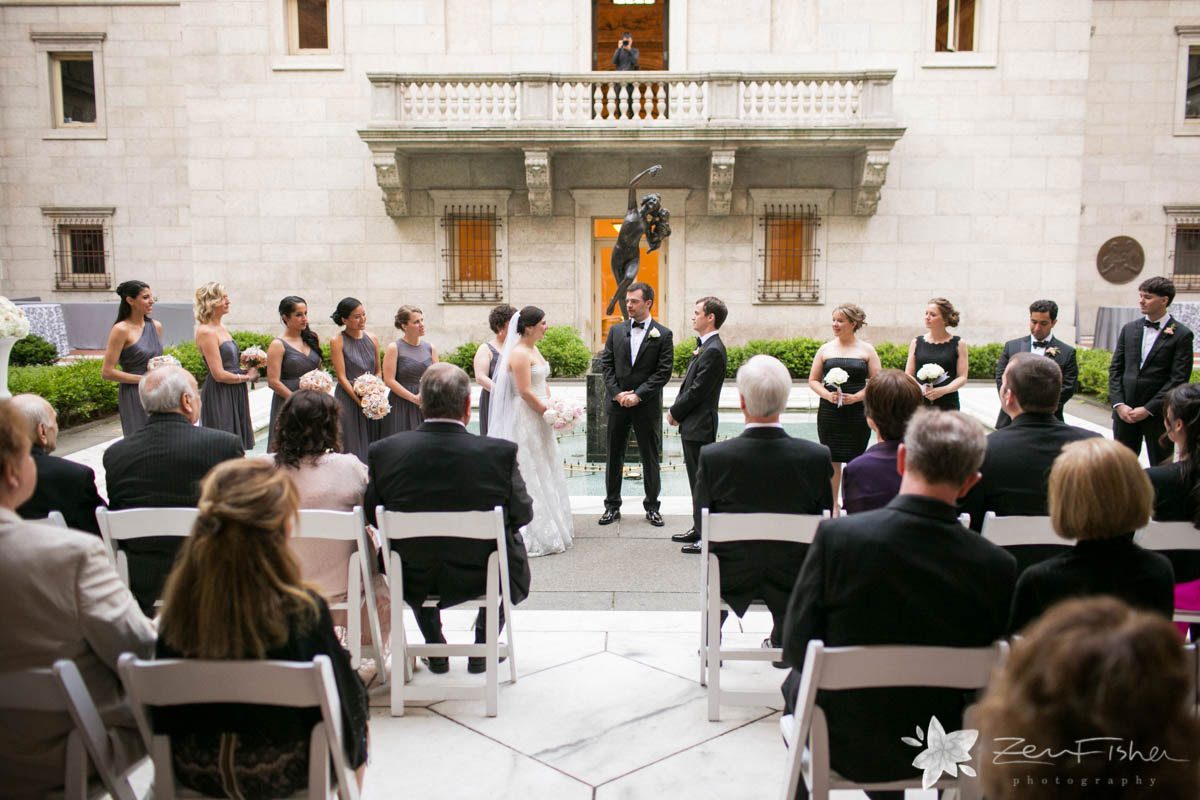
[505,361,575,556]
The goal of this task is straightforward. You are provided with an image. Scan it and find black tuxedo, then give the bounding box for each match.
[18,446,106,534]
[598,317,674,511]
[1108,315,1194,464]
[1145,461,1200,583]
[781,494,1016,785]
[103,412,245,612]
[670,333,727,493]
[365,421,533,644]
[993,335,1077,428]
[694,427,832,642]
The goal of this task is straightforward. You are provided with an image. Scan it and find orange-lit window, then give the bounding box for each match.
[442,205,503,302]
[759,205,820,303]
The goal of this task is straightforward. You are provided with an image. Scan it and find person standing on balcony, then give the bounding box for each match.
[612,31,639,118]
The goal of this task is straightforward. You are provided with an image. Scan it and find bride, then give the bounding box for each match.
[487,306,575,556]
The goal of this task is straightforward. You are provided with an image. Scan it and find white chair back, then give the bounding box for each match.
[1136,521,1200,625]
[94,506,198,587]
[31,510,68,528]
[0,660,140,800]
[980,512,1064,547]
[117,653,358,800]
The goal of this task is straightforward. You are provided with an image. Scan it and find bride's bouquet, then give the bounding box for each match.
[353,373,391,420]
[298,368,335,393]
[543,397,584,434]
[824,366,849,408]
[147,354,181,371]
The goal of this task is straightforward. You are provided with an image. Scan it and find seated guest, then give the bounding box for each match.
[691,354,832,652]
[12,393,105,533]
[841,369,922,513]
[781,409,1016,795]
[1008,438,1175,633]
[963,352,1098,532]
[979,597,1200,799]
[103,365,244,613]
[366,363,532,674]
[0,399,155,796]
[156,459,368,796]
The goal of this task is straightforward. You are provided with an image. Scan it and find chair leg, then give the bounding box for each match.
[485,556,499,718]
[706,562,722,722]
[347,558,362,669]
[390,553,407,717]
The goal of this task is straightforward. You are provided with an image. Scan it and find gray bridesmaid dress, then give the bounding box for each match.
[388,339,433,434]
[267,340,323,450]
[478,342,499,436]
[200,339,254,448]
[335,333,387,463]
[116,320,163,436]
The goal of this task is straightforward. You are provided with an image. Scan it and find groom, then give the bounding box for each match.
[598,282,675,526]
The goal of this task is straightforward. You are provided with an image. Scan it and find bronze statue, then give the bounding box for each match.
[606,165,671,319]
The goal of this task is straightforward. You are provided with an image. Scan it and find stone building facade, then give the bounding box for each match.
[1,0,1197,352]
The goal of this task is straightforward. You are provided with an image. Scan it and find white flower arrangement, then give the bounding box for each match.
[298,369,335,393]
[0,298,31,340]
[824,366,850,408]
[916,363,946,385]
[147,354,181,371]
[352,373,391,420]
[542,396,584,434]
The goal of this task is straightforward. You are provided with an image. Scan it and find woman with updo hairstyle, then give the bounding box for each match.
[328,296,384,462]
[265,296,323,451]
[155,459,369,796]
[102,280,164,435]
[194,282,254,448]
[474,303,517,435]
[383,304,438,435]
[807,302,881,513]
[977,597,1200,800]
[905,296,968,411]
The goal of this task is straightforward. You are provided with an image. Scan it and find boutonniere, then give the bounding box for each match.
[648,327,661,339]
[1164,325,1176,336]
[692,347,701,356]
[1045,346,1059,357]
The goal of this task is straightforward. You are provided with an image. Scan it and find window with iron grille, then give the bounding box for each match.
[441,205,504,303]
[42,207,114,291]
[1171,224,1200,291]
[757,204,821,303]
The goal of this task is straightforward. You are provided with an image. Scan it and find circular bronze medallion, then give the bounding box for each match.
[1096,236,1145,284]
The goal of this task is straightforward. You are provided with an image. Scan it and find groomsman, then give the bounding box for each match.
[1109,277,1195,465]
[598,282,675,526]
[669,296,728,551]
[993,299,1078,429]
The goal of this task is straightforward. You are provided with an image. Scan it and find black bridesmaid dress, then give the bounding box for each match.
[816,357,871,463]
[912,335,962,411]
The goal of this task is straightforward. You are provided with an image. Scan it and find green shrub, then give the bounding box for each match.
[231,331,276,354]
[8,360,118,428]
[673,338,696,375]
[443,341,480,373]
[10,334,59,367]
[967,342,1004,380]
[164,341,209,384]
[874,341,908,371]
[1076,348,1112,402]
[540,326,591,377]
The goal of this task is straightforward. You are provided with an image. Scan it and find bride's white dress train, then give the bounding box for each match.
[506,362,574,556]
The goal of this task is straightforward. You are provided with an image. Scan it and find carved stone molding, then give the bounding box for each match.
[524,150,552,216]
[852,150,890,216]
[708,149,735,215]
[371,150,409,217]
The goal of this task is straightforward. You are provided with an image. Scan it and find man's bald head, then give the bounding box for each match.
[11,394,57,452]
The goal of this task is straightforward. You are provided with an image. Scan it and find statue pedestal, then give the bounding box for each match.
[586,355,663,464]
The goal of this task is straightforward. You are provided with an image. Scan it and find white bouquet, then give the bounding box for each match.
[0,298,31,340]
[352,373,391,420]
[915,363,946,385]
[542,396,584,434]
[147,354,181,371]
[298,369,335,393]
[824,366,850,408]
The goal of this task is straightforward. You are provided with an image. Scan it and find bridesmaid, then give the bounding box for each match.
[473,304,515,436]
[194,282,255,448]
[102,280,163,436]
[265,295,323,451]
[329,297,385,463]
[383,305,438,435]
[808,303,881,514]
[905,297,969,411]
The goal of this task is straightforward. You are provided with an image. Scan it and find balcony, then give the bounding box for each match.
[359,71,904,217]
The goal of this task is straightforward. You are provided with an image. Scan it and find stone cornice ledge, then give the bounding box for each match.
[11,0,175,5]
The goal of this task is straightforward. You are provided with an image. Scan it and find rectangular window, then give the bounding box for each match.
[441,205,504,302]
[51,53,97,127]
[935,0,976,53]
[289,0,329,53]
[43,207,114,291]
[1187,46,1200,120]
[758,204,821,303]
[1174,226,1200,278]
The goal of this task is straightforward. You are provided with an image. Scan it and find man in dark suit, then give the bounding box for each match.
[669,295,729,550]
[994,298,1078,428]
[365,363,532,674]
[12,394,105,534]
[965,353,1099,531]
[103,366,244,613]
[781,409,1016,796]
[694,355,832,650]
[598,281,674,527]
[1109,276,1195,465]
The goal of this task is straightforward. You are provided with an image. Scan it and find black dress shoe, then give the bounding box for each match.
[671,528,699,543]
[421,656,449,674]
[646,509,664,527]
[467,655,508,674]
[681,542,701,555]
[599,508,620,525]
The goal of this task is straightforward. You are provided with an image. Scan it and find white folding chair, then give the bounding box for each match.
[31,510,68,528]
[0,659,144,800]
[980,511,1070,571]
[95,507,198,598]
[699,509,827,721]
[293,506,387,684]
[117,654,358,800]
[957,512,970,528]
[377,505,516,718]
[1185,643,1198,708]
[781,640,1008,800]
[1135,520,1200,625]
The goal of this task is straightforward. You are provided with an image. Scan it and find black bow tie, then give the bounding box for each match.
[1145,320,1161,330]
[631,321,645,330]
[1033,339,1049,347]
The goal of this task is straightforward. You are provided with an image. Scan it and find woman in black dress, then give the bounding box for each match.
[266,296,323,451]
[905,297,969,411]
[329,297,385,463]
[807,303,881,514]
[382,305,437,435]
[473,303,516,435]
[194,282,255,448]
[101,280,164,436]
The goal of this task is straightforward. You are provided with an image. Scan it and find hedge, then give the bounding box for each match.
[8,360,118,428]
[10,334,59,367]
[432,327,592,379]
